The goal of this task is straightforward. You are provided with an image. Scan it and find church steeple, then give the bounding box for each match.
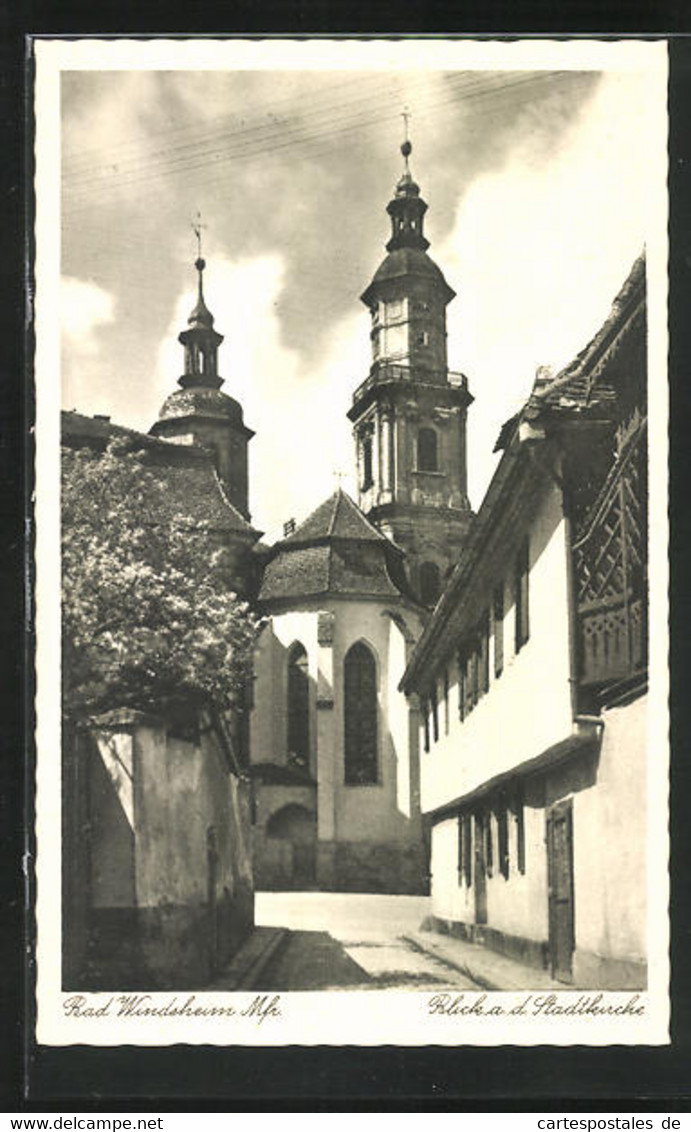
[150,227,255,520]
[178,255,224,391]
[348,135,474,607]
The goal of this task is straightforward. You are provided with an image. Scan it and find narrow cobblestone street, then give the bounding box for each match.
[211,893,484,991]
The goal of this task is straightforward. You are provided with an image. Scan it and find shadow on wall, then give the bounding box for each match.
[62,714,255,991]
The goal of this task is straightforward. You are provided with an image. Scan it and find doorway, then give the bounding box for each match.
[266,803,317,889]
[546,799,575,982]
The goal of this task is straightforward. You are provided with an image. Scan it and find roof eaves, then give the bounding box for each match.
[400,438,525,692]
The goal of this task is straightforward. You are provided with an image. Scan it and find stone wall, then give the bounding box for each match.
[317,838,427,894]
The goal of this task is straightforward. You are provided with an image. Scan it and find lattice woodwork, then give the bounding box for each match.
[573,416,647,685]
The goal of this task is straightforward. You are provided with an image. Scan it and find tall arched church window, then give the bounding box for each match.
[287,643,309,772]
[344,642,378,785]
[417,427,438,472]
[419,561,441,607]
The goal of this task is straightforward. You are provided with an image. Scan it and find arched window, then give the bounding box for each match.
[417,427,438,472]
[287,642,309,771]
[362,435,374,490]
[344,642,378,785]
[419,561,441,607]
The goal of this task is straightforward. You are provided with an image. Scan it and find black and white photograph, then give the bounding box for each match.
[33,37,669,1046]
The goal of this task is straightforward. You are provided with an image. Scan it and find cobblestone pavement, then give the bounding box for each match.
[246,892,482,991]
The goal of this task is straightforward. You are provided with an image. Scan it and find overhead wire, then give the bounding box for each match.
[63,70,591,208]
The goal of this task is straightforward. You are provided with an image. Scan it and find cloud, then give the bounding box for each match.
[61,275,116,354]
[60,276,116,412]
[440,70,654,507]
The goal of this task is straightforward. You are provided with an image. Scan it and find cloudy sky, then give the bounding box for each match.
[58,45,665,540]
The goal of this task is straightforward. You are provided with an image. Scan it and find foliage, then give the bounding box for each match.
[61,438,258,721]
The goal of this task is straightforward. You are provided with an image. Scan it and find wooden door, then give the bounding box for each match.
[546,800,575,983]
[474,812,488,925]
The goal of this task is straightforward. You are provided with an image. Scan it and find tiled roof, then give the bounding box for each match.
[61,410,256,537]
[257,489,414,605]
[281,489,389,547]
[259,545,332,601]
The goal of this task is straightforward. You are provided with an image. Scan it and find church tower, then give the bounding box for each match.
[150,251,254,519]
[348,137,474,606]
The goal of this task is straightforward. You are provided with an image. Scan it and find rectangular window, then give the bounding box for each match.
[422,701,430,754]
[443,667,450,734]
[514,538,530,652]
[497,803,509,879]
[457,814,464,884]
[493,583,504,677]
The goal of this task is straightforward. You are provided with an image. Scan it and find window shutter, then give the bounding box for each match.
[493,583,504,677]
[515,539,530,652]
[458,651,466,721]
[463,813,473,886]
[480,612,490,696]
[514,786,526,874]
[497,802,509,879]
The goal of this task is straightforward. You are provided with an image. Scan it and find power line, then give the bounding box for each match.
[63,71,582,194]
[63,72,593,213]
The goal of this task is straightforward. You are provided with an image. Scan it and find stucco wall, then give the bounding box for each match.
[79,716,254,989]
[573,695,647,980]
[429,704,647,988]
[420,483,573,815]
[430,802,548,944]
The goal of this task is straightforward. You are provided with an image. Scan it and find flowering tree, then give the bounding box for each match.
[61,438,258,723]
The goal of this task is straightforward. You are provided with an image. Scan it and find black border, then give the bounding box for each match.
[4,12,691,1110]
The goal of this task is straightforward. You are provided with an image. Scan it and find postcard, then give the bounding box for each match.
[34,35,669,1046]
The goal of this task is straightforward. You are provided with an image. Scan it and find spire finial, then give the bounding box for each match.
[191,209,207,278]
[192,209,206,259]
[401,107,412,173]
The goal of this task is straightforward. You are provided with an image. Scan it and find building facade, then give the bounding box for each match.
[400,256,648,988]
[249,490,427,893]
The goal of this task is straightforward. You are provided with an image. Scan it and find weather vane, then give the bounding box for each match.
[192,209,206,262]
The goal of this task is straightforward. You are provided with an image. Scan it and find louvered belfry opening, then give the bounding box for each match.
[573,411,647,688]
